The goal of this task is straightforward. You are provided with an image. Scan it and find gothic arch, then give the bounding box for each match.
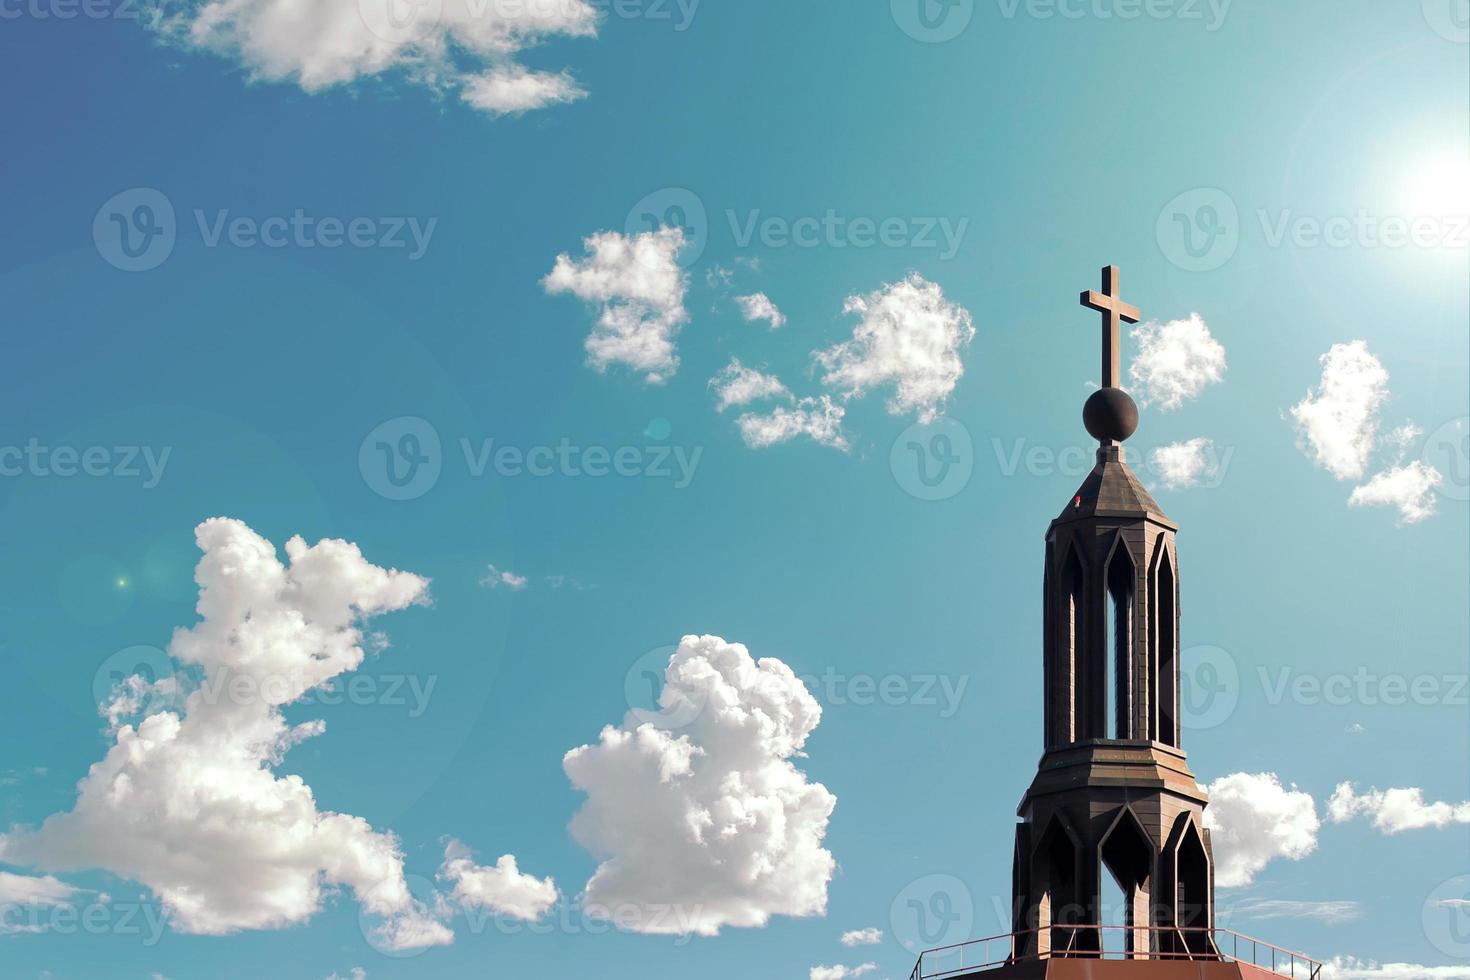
[1101,535,1136,739]
[1162,811,1216,958]
[1056,543,1086,746]
[1030,811,1084,956]
[1098,806,1155,957]
[1148,536,1178,746]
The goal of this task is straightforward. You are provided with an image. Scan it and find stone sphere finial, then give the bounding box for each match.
[1083,387,1139,443]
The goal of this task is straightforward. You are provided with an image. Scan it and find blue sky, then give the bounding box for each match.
[0,1,1467,978]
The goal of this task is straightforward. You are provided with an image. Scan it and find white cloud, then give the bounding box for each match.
[563,635,837,936]
[815,273,974,423]
[711,359,792,413]
[438,839,558,922]
[1290,341,1392,481]
[811,964,878,980]
[1203,773,1320,888]
[150,0,598,115]
[481,564,529,591]
[840,927,883,946]
[0,870,82,928]
[544,228,690,383]
[1150,438,1219,489]
[1228,898,1363,924]
[1348,462,1443,524]
[325,970,367,980]
[0,519,452,950]
[735,293,787,330]
[1324,958,1470,980]
[460,67,587,115]
[1328,782,1470,833]
[1129,314,1227,410]
[737,396,849,452]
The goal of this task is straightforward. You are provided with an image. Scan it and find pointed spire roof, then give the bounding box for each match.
[1054,446,1174,529]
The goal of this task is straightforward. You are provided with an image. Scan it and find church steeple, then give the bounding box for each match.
[1010,266,1215,961]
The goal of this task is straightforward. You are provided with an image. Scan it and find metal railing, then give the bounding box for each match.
[908,926,1323,980]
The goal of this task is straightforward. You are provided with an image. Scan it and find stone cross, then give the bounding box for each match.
[1080,265,1141,389]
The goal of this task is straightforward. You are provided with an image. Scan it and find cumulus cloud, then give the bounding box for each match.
[438,839,558,921]
[325,970,367,980]
[149,0,598,115]
[1324,958,1470,980]
[1150,438,1219,489]
[811,964,877,980]
[481,564,529,591]
[1290,341,1392,481]
[840,927,883,946]
[737,396,849,452]
[563,635,837,936]
[1328,783,1470,834]
[815,273,974,423]
[735,293,787,330]
[1348,462,1443,525]
[1204,773,1320,888]
[1129,314,1227,410]
[0,519,452,949]
[710,359,791,413]
[460,66,586,115]
[544,228,690,383]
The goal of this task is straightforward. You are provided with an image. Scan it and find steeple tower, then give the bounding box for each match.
[1010,266,1215,960]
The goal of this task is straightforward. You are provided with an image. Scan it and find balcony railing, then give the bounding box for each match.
[908,926,1323,980]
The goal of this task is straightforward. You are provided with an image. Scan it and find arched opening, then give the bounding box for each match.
[1100,808,1155,959]
[1103,544,1134,739]
[1033,815,1083,957]
[1174,820,1214,957]
[1044,542,1055,747]
[1061,547,1084,745]
[1154,545,1177,746]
